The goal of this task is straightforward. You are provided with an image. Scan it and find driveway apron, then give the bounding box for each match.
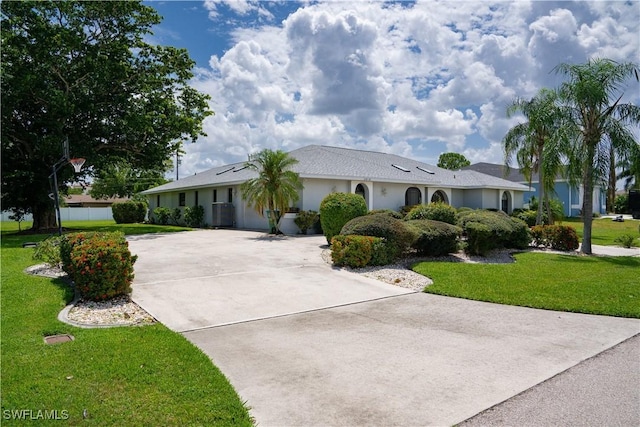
[129,230,640,426]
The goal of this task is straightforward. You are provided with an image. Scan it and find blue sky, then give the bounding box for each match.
[144,1,640,177]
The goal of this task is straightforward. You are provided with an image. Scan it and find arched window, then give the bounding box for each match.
[501,191,511,213]
[405,187,421,206]
[431,190,448,204]
[355,184,365,198]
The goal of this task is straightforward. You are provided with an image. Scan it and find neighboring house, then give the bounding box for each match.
[64,194,130,208]
[461,162,607,217]
[142,145,528,231]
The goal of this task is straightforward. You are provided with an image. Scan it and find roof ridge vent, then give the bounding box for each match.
[417,166,435,174]
[391,164,410,172]
[216,166,235,175]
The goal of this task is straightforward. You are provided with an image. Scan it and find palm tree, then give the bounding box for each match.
[240,149,303,234]
[555,58,640,254]
[617,142,640,190]
[503,88,564,225]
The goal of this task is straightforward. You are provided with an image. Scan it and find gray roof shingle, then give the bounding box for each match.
[143,145,528,194]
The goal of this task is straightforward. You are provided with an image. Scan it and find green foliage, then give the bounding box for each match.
[319,193,368,244]
[240,149,303,234]
[340,213,414,260]
[614,194,629,214]
[531,225,580,251]
[528,197,565,224]
[1,1,212,231]
[67,232,137,301]
[294,210,319,234]
[330,235,377,268]
[33,236,63,266]
[90,162,169,199]
[153,207,171,225]
[405,202,457,224]
[437,152,471,170]
[406,220,461,256]
[367,209,403,219]
[512,209,538,227]
[614,234,637,249]
[171,208,182,225]
[184,205,205,228]
[111,201,147,224]
[458,210,532,255]
[416,253,640,318]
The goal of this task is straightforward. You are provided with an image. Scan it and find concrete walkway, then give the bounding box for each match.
[128,230,640,426]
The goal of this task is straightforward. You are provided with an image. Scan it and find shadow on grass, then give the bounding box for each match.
[551,254,640,267]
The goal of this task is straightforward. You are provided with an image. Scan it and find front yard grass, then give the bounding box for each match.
[1,227,252,426]
[562,217,639,247]
[414,252,640,318]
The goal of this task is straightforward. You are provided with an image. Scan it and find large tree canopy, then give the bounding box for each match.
[437,152,470,170]
[1,1,212,230]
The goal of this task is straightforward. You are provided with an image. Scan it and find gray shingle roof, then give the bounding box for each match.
[143,145,528,194]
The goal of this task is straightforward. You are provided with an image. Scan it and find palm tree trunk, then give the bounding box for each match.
[581,144,596,255]
[607,144,616,213]
[536,141,545,225]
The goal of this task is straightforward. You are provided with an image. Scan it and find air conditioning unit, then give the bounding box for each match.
[212,202,234,227]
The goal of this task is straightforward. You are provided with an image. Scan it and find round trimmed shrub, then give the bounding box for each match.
[340,213,415,260]
[319,193,368,244]
[64,232,137,301]
[112,201,147,224]
[457,209,531,255]
[406,219,461,256]
[368,209,403,219]
[405,202,457,224]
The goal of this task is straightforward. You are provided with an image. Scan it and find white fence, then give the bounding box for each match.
[1,207,114,222]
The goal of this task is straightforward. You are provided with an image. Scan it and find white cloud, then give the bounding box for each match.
[171,0,639,176]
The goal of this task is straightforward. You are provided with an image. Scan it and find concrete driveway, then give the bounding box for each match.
[128,230,640,426]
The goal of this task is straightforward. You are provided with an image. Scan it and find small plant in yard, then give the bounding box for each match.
[531,224,579,251]
[294,210,319,234]
[61,232,137,301]
[171,207,182,225]
[153,207,171,225]
[184,205,205,228]
[614,234,637,248]
[33,236,63,266]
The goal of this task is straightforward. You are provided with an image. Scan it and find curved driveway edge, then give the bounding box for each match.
[129,229,640,426]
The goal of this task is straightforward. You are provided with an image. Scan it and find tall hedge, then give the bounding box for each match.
[319,192,367,244]
[405,202,457,224]
[111,201,147,224]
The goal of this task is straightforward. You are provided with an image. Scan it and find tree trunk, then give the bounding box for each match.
[31,204,57,231]
[581,144,596,255]
[607,145,616,213]
[536,140,545,225]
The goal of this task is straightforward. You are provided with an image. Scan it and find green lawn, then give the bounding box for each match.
[414,252,640,318]
[563,217,640,247]
[1,225,252,426]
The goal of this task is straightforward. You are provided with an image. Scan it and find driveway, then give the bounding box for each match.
[128,230,640,426]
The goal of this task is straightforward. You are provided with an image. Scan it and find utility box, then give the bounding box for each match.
[212,203,234,227]
[629,189,640,219]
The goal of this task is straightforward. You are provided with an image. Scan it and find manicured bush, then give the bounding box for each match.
[153,207,171,225]
[464,222,494,256]
[184,205,205,228]
[512,209,538,227]
[340,213,415,260]
[65,232,137,301]
[368,209,403,219]
[457,209,531,255]
[33,236,63,266]
[530,224,579,251]
[319,193,368,244]
[405,202,457,225]
[330,235,376,268]
[111,201,147,224]
[294,210,320,234]
[406,220,461,256]
[171,208,182,225]
[614,194,629,214]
